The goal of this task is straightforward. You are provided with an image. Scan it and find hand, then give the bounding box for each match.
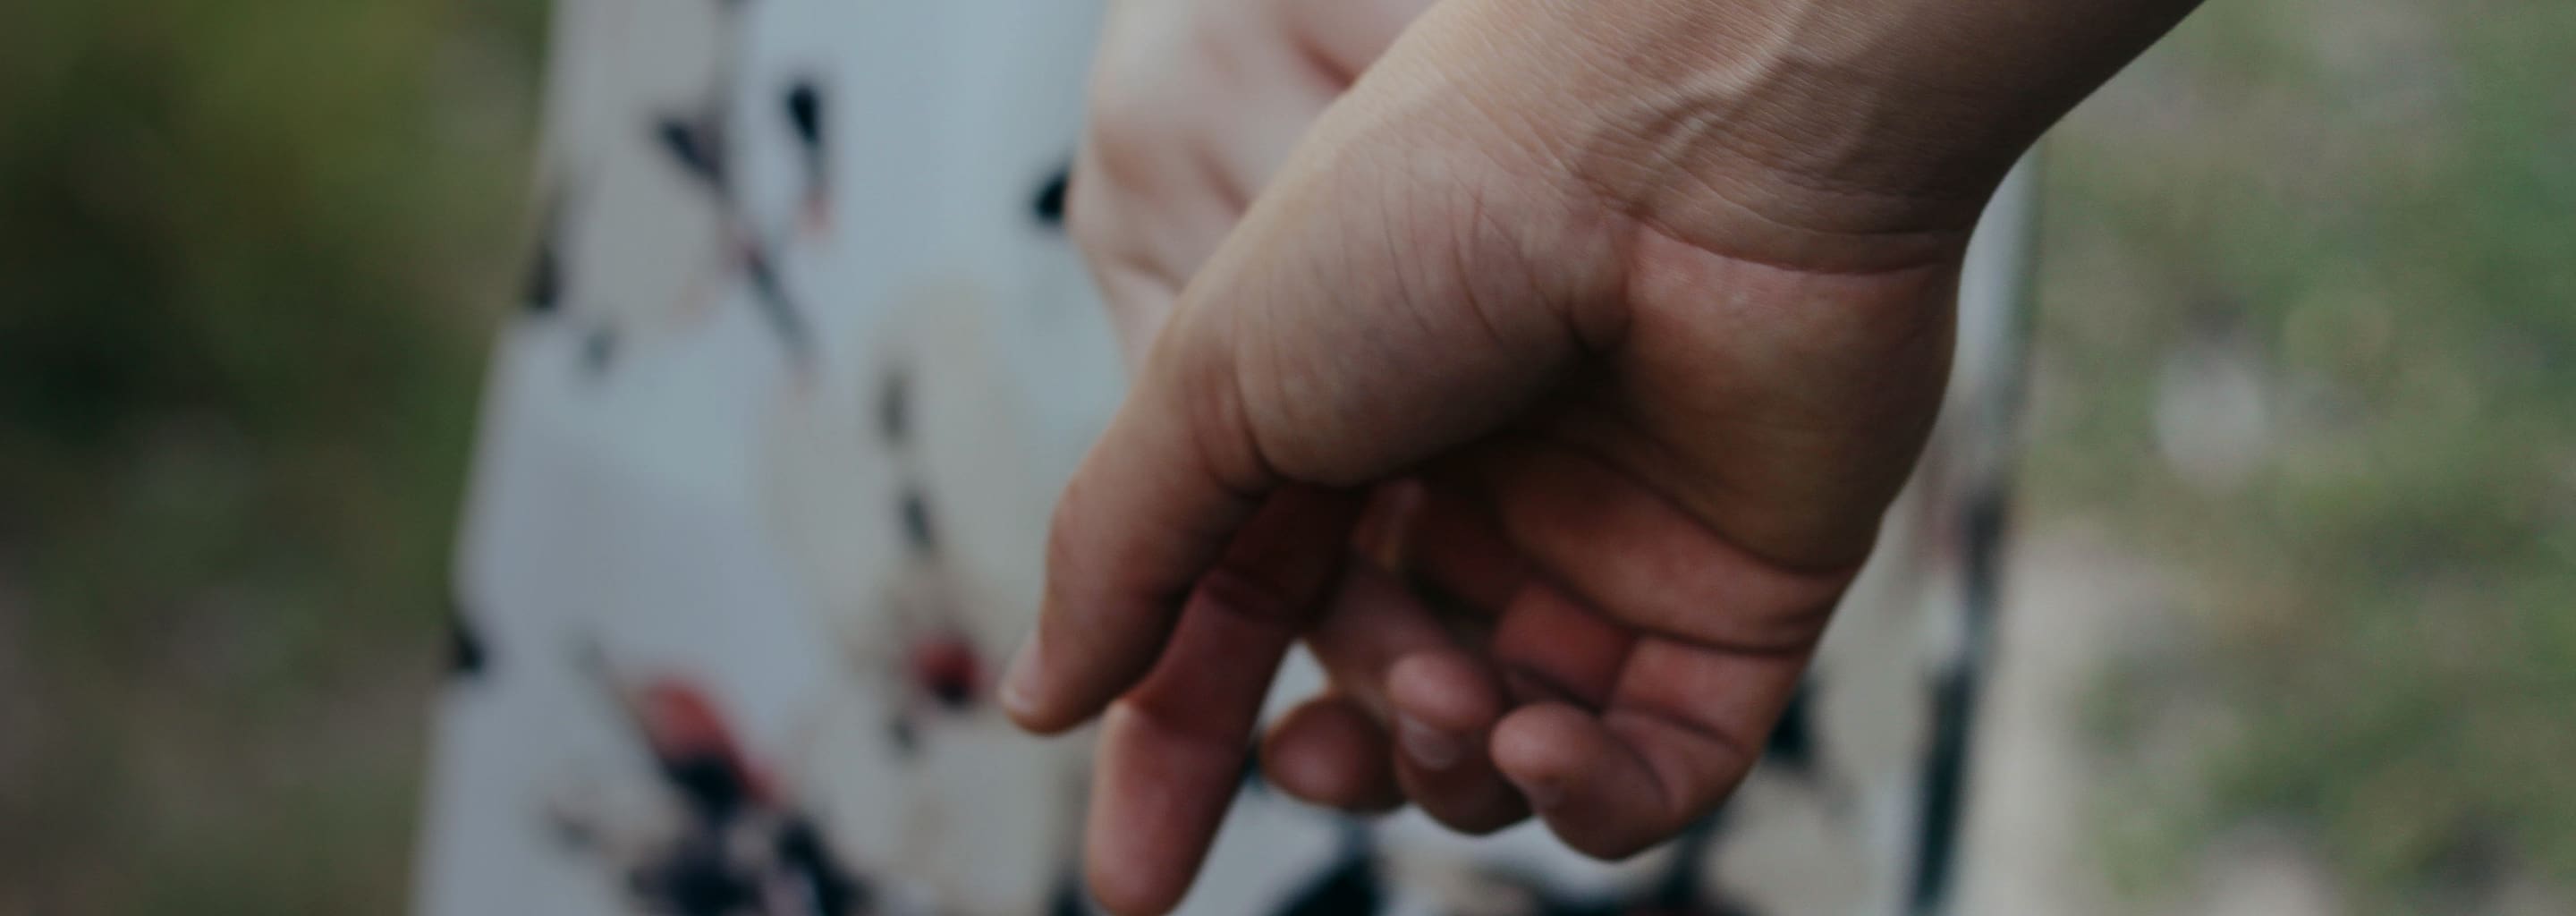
[1059,0,1434,359]
[1012,0,2200,912]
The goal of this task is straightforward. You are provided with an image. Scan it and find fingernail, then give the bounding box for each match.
[1396,716,1465,770]
[1000,636,1044,721]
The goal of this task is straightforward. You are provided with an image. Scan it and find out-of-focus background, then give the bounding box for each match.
[0,0,2566,912]
[1,1,540,912]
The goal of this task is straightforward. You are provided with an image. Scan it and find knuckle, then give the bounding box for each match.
[1083,82,1174,172]
[1057,161,1154,277]
[1062,185,1117,261]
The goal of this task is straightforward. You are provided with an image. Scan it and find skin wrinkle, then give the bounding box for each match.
[1351,4,1590,232]
[1284,0,1425,81]
[1266,153,1532,483]
[1197,132,1253,215]
[1478,429,1855,644]
[1489,584,1636,703]
[1085,26,1256,270]
[1574,114,1974,276]
[1604,695,1758,821]
[1443,182,1600,455]
[1491,207,1601,362]
[1618,244,1954,563]
[1449,184,1525,369]
[1202,303,1291,497]
[1309,153,1432,476]
[1462,174,1622,358]
[1252,301,1303,490]
[1603,640,1808,818]
[1504,657,1610,712]
[1550,2,1826,195]
[1701,4,1990,191]
[1194,12,1306,209]
[1630,174,1973,276]
[1076,156,1225,293]
[1182,157,1249,268]
[1537,377,1889,579]
[1253,174,1424,482]
[1606,318,1945,429]
[1535,0,2019,267]
[1284,12,1359,89]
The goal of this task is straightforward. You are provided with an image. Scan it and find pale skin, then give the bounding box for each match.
[998,0,2206,912]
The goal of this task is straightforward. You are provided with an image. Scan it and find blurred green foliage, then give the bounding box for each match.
[2035,0,2576,909]
[0,0,542,912]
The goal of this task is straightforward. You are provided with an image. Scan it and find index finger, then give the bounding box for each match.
[1000,337,1276,733]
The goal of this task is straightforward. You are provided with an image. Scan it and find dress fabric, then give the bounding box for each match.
[411,1,2036,913]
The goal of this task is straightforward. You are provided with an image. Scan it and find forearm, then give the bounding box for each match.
[1414,0,2204,266]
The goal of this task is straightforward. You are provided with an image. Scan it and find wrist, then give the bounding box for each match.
[1428,0,2199,269]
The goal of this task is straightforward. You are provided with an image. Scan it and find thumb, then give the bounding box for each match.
[1003,100,1621,732]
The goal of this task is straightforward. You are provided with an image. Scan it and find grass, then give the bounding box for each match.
[2031,0,2576,909]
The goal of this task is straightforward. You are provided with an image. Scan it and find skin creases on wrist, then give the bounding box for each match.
[1435,0,2196,270]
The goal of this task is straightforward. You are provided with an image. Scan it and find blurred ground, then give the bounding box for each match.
[0,0,2568,912]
